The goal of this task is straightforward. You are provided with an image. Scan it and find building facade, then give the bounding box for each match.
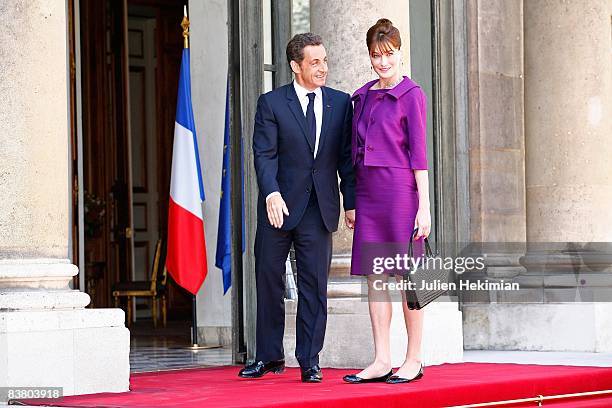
[1,0,611,395]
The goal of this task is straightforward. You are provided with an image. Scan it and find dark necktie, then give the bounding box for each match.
[305,92,316,153]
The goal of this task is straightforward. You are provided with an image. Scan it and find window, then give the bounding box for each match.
[262,0,305,91]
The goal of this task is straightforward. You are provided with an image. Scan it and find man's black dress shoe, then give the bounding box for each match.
[343,369,393,384]
[238,359,285,378]
[385,363,424,384]
[300,364,322,383]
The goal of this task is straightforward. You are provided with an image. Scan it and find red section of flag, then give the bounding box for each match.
[166,197,207,295]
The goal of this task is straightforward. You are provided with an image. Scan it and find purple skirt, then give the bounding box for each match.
[350,158,423,276]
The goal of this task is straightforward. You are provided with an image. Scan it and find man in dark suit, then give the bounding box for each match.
[238,33,355,383]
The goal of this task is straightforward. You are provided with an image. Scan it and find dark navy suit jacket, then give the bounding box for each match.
[252,83,355,232]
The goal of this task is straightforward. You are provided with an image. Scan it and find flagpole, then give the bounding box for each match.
[181,5,189,49]
[191,295,198,347]
[181,6,197,349]
[175,6,218,352]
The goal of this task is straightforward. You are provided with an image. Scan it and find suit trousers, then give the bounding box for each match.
[254,190,332,368]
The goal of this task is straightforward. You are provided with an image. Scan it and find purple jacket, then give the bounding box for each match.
[351,76,428,169]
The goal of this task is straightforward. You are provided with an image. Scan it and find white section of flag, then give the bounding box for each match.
[169,122,203,220]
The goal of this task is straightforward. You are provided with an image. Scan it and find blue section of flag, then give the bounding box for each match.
[176,48,205,202]
[216,81,232,294]
[215,80,246,294]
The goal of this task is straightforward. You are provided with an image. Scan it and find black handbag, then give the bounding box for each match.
[403,228,450,309]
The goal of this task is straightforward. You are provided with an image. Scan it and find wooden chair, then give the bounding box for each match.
[113,239,168,328]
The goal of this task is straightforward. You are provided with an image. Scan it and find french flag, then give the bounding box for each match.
[166,47,207,295]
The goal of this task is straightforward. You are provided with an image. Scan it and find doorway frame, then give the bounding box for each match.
[70,0,136,302]
[71,0,191,320]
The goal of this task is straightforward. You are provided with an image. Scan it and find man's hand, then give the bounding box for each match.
[344,209,355,230]
[266,194,289,228]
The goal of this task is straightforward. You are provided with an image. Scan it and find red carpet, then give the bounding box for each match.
[16,363,612,408]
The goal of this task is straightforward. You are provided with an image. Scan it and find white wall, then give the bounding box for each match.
[190,0,232,344]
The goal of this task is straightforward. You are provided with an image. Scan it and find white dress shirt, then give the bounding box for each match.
[266,81,323,203]
[292,80,323,158]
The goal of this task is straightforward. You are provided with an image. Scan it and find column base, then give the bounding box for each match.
[197,326,232,346]
[283,296,463,368]
[0,308,130,400]
[463,302,612,352]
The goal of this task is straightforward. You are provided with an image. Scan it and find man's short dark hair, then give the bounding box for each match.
[286,33,323,66]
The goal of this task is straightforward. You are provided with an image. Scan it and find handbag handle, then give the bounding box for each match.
[408,227,434,259]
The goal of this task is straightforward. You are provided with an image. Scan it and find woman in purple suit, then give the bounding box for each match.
[343,19,431,385]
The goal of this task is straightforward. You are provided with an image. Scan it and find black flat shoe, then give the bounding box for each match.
[238,359,285,378]
[385,363,424,384]
[343,369,393,384]
[301,364,322,383]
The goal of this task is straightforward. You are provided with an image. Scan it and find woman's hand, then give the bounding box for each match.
[413,169,431,240]
[414,206,431,240]
[345,209,356,230]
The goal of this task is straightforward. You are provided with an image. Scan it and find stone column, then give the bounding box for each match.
[0,1,129,396]
[311,0,412,94]
[311,0,411,285]
[524,0,612,243]
[467,0,526,245]
[312,1,412,283]
[282,1,463,369]
[521,0,612,351]
[461,0,528,347]
[467,0,612,352]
